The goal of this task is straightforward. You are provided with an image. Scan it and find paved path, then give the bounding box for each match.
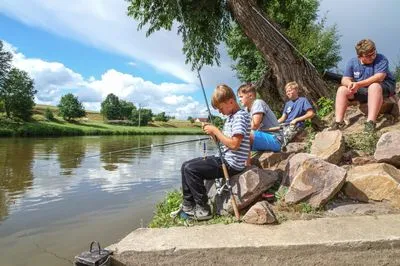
[109,214,400,265]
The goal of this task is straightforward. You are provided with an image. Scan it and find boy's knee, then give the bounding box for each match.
[337,85,347,94]
[368,83,383,92]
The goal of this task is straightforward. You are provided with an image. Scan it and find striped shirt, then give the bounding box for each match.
[219,109,251,171]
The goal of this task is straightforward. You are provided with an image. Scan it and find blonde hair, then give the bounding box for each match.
[284,81,299,91]
[355,39,376,56]
[237,83,256,95]
[211,84,236,109]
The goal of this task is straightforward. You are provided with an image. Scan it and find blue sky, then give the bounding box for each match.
[0,0,399,119]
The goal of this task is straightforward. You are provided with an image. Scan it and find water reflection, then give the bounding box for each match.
[0,135,214,266]
[56,138,87,175]
[98,136,154,171]
[0,139,34,221]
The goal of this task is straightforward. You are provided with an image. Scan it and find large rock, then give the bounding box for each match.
[343,163,400,208]
[374,131,400,168]
[206,166,278,215]
[242,201,277,225]
[310,130,345,165]
[255,152,291,169]
[281,153,317,187]
[252,142,306,170]
[284,154,347,208]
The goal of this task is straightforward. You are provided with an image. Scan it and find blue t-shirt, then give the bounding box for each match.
[344,53,395,83]
[282,97,313,127]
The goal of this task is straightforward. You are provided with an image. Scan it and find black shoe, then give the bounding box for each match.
[364,120,376,133]
[194,204,213,221]
[329,121,346,130]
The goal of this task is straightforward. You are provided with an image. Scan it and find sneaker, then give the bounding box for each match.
[194,204,213,221]
[328,121,346,131]
[364,120,376,132]
[182,203,195,216]
[170,203,194,218]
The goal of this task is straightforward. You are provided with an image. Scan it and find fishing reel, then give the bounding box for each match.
[214,178,229,195]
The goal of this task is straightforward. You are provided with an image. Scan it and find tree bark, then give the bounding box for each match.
[227,0,331,111]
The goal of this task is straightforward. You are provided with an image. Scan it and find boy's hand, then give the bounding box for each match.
[202,123,217,139]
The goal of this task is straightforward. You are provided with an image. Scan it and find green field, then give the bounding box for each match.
[0,105,204,137]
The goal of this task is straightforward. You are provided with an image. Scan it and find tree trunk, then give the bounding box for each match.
[227,0,331,111]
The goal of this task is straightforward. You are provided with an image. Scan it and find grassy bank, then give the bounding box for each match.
[0,105,203,137]
[149,190,236,228]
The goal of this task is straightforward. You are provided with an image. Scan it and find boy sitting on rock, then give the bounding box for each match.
[172,84,251,221]
[278,81,315,145]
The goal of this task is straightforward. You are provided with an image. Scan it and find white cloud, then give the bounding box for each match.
[3,41,205,119]
[0,0,239,88]
[127,62,137,67]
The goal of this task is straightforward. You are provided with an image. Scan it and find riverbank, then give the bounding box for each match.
[0,106,203,137]
[0,119,203,137]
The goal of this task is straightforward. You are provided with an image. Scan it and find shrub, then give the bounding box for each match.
[345,131,380,155]
[316,97,334,118]
[44,107,54,121]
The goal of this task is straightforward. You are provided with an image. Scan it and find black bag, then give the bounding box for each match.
[74,241,112,266]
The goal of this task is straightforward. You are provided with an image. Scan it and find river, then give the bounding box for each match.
[0,135,213,266]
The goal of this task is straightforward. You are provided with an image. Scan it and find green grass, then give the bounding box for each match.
[345,131,380,155]
[148,190,236,228]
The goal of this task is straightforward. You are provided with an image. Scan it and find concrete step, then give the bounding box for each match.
[109,214,400,265]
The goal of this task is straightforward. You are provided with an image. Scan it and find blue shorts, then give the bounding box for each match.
[252,130,281,152]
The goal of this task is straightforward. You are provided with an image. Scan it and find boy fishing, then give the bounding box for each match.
[173,84,251,221]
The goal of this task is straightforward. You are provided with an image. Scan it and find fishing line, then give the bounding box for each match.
[33,137,210,169]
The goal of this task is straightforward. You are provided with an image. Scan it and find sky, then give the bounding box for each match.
[0,0,399,119]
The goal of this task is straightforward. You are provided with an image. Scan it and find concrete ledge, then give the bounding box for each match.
[109,214,400,265]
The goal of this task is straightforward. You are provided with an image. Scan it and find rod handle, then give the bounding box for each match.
[222,163,240,220]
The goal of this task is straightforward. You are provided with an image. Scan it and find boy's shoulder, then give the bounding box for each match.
[231,109,250,119]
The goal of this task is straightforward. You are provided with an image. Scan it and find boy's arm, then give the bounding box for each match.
[290,109,315,125]
[203,124,243,150]
[251,113,263,130]
[277,113,287,124]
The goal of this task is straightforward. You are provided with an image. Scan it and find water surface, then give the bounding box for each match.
[0,135,213,265]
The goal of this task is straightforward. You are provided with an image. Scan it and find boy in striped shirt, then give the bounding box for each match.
[179,84,251,221]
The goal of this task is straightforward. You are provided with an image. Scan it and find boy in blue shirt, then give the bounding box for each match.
[278,81,315,145]
[330,39,396,132]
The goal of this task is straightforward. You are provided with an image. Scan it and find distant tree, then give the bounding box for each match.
[131,108,153,126]
[0,40,12,90]
[211,115,224,129]
[44,107,54,121]
[0,68,36,120]
[120,100,136,120]
[154,111,169,122]
[187,116,194,123]
[101,93,122,120]
[58,93,85,121]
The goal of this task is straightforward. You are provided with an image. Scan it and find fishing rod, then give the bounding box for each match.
[176,0,241,220]
[34,136,210,169]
